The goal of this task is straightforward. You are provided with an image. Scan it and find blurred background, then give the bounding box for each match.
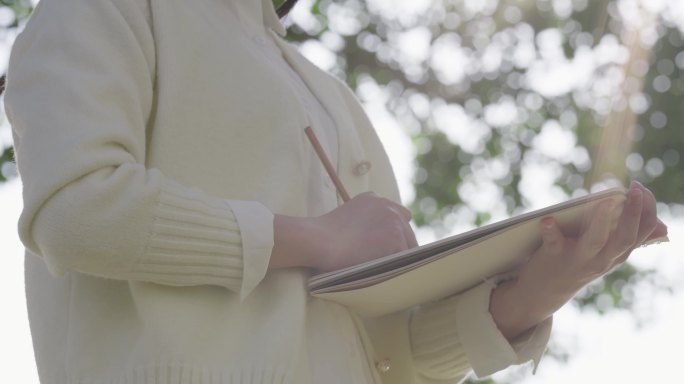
[1,0,682,382]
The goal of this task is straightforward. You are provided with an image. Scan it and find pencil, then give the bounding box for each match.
[305,126,351,202]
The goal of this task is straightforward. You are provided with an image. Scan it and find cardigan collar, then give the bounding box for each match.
[262,0,287,36]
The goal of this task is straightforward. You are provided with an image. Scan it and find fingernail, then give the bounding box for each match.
[639,235,670,248]
[628,185,643,205]
[541,217,554,229]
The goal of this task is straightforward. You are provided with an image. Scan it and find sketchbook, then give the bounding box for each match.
[309,188,626,317]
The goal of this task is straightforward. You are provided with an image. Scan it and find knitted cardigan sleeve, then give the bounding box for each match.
[364,279,551,384]
[409,280,552,383]
[5,0,273,299]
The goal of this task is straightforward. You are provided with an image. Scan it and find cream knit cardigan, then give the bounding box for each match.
[5,0,551,383]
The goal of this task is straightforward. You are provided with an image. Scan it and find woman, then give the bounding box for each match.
[4,0,667,383]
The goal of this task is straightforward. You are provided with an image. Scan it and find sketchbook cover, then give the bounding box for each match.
[309,188,626,317]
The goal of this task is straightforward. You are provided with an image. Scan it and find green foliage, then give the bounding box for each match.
[0,0,33,28]
[574,262,673,317]
[0,0,32,180]
[633,25,684,204]
[0,145,14,182]
[287,0,683,219]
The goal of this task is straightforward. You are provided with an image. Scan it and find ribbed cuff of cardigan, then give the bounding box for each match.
[134,180,274,298]
[410,280,552,380]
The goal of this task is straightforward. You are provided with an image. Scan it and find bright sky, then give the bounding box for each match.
[1,180,40,382]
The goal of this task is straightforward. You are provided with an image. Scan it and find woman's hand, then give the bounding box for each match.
[313,192,418,272]
[270,192,417,272]
[490,181,668,340]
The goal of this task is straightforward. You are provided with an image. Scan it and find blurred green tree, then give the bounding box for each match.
[0,0,33,181]
[284,0,682,220]
[283,0,676,297]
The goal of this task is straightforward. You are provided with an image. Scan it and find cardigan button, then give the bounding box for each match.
[353,161,372,176]
[375,358,391,373]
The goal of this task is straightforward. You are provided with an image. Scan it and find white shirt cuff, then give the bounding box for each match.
[455,279,552,378]
[226,200,275,300]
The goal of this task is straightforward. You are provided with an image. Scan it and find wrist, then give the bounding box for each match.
[489,278,549,341]
[270,214,326,270]
[489,279,526,340]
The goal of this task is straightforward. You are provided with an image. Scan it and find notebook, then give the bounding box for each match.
[309,188,626,317]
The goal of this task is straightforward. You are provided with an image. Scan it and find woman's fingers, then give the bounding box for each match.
[634,183,659,243]
[403,222,418,248]
[386,198,413,221]
[389,206,417,250]
[540,217,564,255]
[598,183,643,262]
[376,195,416,248]
[361,192,413,221]
[593,182,664,270]
[388,207,417,251]
[312,191,420,271]
[644,219,668,242]
[576,199,618,261]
